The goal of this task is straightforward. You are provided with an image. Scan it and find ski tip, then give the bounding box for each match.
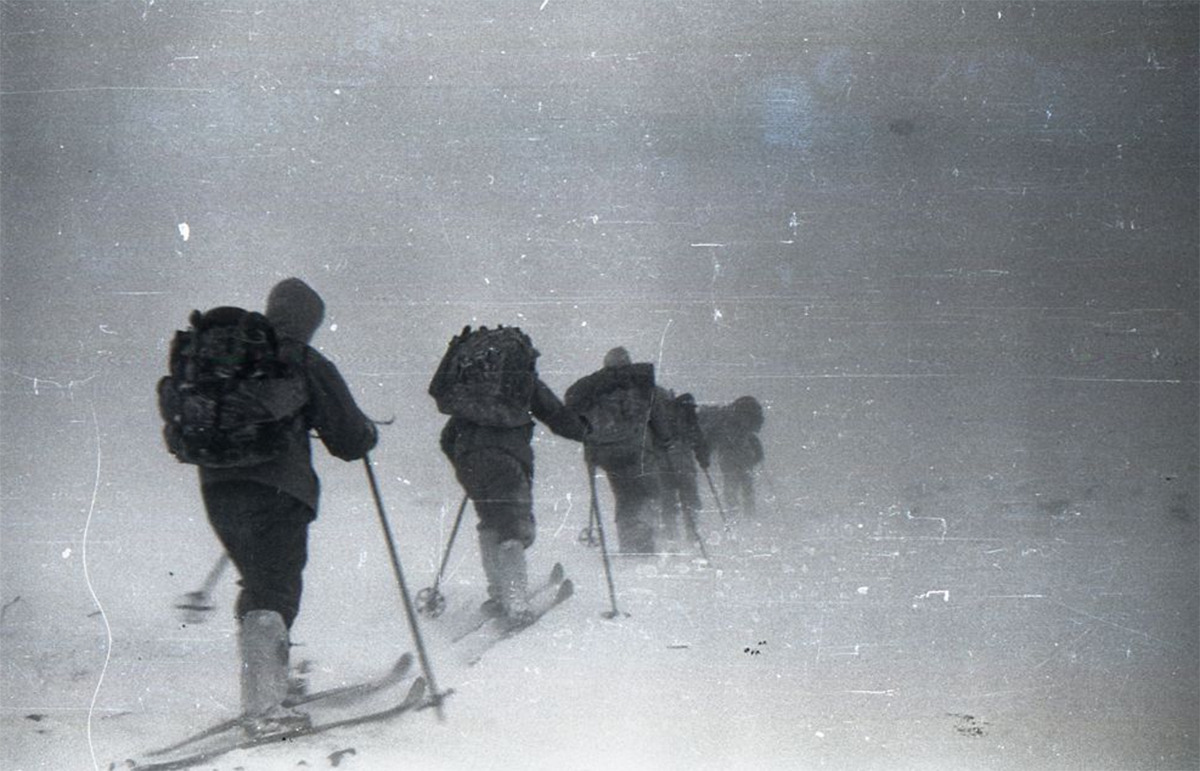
[550,562,565,583]
[395,651,415,673]
[407,677,427,706]
[556,579,574,600]
[412,677,453,714]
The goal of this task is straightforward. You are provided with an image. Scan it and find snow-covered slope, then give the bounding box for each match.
[2,2,1196,770]
[3,365,1196,771]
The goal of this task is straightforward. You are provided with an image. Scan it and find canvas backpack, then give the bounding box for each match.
[428,325,539,428]
[565,363,656,445]
[730,395,765,433]
[157,306,308,468]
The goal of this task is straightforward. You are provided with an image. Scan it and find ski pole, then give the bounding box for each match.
[577,495,600,547]
[660,451,711,563]
[362,454,447,720]
[417,494,470,617]
[587,460,625,619]
[174,554,230,623]
[195,553,229,599]
[701,466,732,533]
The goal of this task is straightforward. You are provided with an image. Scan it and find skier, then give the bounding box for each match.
[566,347,671,554]
[431,326,584,625]
[699,395,765,518]
[159,278,378,736]
[653,390,711,546]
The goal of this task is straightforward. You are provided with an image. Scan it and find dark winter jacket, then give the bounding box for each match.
[565,362,672,449]
[200,279,377,510]
[657,390,710,471]
[698,399,764,472]
[440,378,584,475]
[717,432,764,470]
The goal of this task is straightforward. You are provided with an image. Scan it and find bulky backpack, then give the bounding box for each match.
[157,307,308,468]
[565,363,656,445]
[730,395,765,433]
[428,325,539,428]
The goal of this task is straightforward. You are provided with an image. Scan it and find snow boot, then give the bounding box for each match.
[495,539,534,626]
[239,610,311,738]
[478,529,505,618]
[288,658,313,701]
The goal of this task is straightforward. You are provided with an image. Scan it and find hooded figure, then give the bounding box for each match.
[653,390,710,546]
[197,278,378,737]
[565,347,671,553]
[699,395,765,518]
[266,277,325,344]
[603,346,632,368]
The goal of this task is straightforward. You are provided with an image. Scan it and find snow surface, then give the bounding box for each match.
[2,2,1198,770]
[4,348,1197,770]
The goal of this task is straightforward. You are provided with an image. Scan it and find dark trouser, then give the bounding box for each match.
[658,443,703,540]
[202,481,315,629]
[721,464,756,518]
[453,448,535,547]
[588,443,660,552]
[661,468,702,539]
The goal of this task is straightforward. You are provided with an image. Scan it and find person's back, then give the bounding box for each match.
[669,392,710,472]
[653,390,710,545]
[565,348,657,451]
[432,325,583,622]
[705,395,764,518]
[198,279,378,505]
[566,347,667,553]
[167,278,378,737]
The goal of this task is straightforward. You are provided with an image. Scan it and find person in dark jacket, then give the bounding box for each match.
[699,395,765,519]
[199,278,377,735]
[566,347,671,554]
[437,339,584,624]
[653,390,711,546]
